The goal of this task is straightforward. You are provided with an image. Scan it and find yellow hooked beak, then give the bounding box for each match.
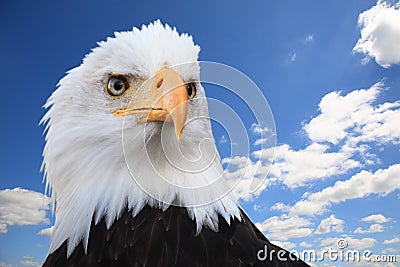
[113,68,188,139]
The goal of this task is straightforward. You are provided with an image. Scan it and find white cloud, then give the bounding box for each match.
[321,237,377,250]
[304,34,314,43]
[271,202,290,212]
[222,155,250,168]
[0,188,50,234]
[251,123,273,135]
[347,237,377,250]
[253,203,268,212]
[353,0,400,68]
[224,83,399,202]
[20,261,40,267]
[289,164,400,216]
[383,237,400,244]
[224,157,274,202]
[0,262,13,267]
[382,247,397,254]
[254,138,268,146]
[299,241,313,248]
[223,123,276,201]
[290,52,297,62]
[0,223,7,234]
[354,223,384,234]
[226,173,273,202]
[255,215,313,241]
[265,143,360,188]
[304,82,400,146]
[37,226,54,237]
[250,83,400,190]
[361,214,391,223]
[271,240,296,250]
[315,215,344,234]
[251,123,275,146]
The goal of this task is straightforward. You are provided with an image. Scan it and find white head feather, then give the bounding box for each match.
[41,20,240,256]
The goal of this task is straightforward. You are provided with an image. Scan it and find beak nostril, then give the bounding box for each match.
[156,78,163,89]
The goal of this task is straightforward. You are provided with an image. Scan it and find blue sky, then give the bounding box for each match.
[1,1,399,266]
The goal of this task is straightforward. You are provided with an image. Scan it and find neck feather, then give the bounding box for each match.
[42,120,240,256]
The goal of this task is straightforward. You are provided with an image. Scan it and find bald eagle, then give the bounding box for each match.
[41,21,309,266]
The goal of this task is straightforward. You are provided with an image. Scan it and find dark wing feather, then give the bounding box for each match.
[43,206,310,267]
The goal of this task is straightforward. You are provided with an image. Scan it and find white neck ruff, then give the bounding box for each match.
[42,115,241,257]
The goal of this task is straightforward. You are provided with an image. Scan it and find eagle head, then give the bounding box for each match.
[41,20,240,256]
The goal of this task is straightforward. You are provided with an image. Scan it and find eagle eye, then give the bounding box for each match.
[107,76,129,97]
[186,83,196,100]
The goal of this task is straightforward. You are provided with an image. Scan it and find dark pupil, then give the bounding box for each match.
[113,80,124,91]
[187,84,193,96]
